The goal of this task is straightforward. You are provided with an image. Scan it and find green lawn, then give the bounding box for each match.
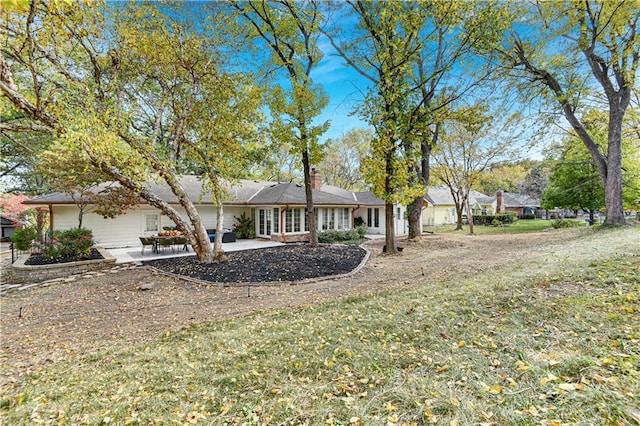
[2,227,639,425]
[424,218,585,235]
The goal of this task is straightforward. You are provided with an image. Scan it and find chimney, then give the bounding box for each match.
[311,168,321,190]
[496,190,504,214]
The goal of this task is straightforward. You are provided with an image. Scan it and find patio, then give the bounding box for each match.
[107,238,284,265]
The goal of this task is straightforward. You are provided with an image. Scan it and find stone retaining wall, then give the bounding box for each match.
[9,247,116,284]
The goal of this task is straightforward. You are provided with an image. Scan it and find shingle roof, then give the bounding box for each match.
[502,192,540,208]
[248,182,359,205]
[424,185,491,206]
[25,175,384,207]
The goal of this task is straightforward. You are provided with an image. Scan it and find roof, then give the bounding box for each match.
[25,175,384,208]
[424,185,492,206]
[502,192,540,208]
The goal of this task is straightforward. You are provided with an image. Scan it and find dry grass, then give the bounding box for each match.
[1,226,639,425]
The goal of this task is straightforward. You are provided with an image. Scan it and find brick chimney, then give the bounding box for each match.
[311,168,321,190]
[496,190,505,214]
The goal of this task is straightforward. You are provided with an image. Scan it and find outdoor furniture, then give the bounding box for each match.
[174,236,189,252]
[139,237,155,254]
[156,236,175,253]
[206,229,236,243]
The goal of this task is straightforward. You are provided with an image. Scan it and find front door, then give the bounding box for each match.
[257,208,272,237]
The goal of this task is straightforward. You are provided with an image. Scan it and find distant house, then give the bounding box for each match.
[25,172,408,248]
[497,191,542,218]
[1,215,17,242]
[422,185,495,226]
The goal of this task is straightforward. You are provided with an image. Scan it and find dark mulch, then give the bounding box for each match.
[24,248,103,266]
[144,244,367,283]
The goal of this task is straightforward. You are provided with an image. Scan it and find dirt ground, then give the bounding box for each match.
[0,231,580,391]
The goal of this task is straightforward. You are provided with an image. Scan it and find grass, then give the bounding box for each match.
[424,218,584,234]
[2,227,639,425]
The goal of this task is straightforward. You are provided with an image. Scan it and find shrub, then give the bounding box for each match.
[11,226,37,251]
[40,228,95,260]
[521,213,536,219]
[355,224,367,237]
[551,219,582,229]
[233,212,256,239]
[318,229,362,244]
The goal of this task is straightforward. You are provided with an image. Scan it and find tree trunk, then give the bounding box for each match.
[302,149,318,247]
[213,197,224,262]
[466,197,475,235]
[603,106,626,225]
[384,202,396,253]
[407,196,423,239]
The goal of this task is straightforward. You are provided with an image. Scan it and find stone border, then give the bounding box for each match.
[8,247,116,284]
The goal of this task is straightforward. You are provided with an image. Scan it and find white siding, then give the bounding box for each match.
[52,205,252,248]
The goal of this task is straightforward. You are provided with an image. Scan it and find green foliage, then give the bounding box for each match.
[472,213,517,226]
[552,219,583,229]
[10,226,36,251]
[36,228,95,259]
[317,229,363,244]
[233,212,255,239]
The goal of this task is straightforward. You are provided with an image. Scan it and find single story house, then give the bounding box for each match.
[1,215,18,242]
[422,185,495,226]
[25,172,408,248]
[497,191,542,218]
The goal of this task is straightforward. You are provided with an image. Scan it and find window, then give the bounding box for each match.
[343,208,350,229]
[259,209,265,235]
[322,208,329,230]
[273,208,279,233]
[327,208,334,230]
[285,208,302,233]
[294,209,301,232]
[145,214,159,233]
[374,208,380,227]
[337,208,344,229]
[367,208,372,227]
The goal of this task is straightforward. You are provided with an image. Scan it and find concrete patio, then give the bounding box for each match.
[106,238,285,265]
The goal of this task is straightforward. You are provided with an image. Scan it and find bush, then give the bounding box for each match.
[233,212,256,239]
[473,213,517,226]
[551,219,582,229]
[11,227,37,251]
[318,229,362,244]
[521,213,536,219]
[355,224,367,238]
[38,228,95,260]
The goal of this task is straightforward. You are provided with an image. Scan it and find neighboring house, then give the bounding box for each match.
[1,215,18,242]
[422,185,495,226]
[497,191,542,218]
[25,171,407,248]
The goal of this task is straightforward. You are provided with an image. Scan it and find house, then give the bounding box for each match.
[1,215,18,242]
[422,185,495,226]
[497,191,542,218]
[24,171,407,248]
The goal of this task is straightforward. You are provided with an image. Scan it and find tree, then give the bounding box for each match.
[37,145,139,228]
[493,1,640,225]
[231,0,329,247]
[477,163,528,194]
[0,1,262,262]
[542,137,605,223]
[432,103,518,233]
[319,128,371,190]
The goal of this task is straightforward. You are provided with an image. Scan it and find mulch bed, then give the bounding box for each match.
[24,248,103,266]
[144,244,367,283]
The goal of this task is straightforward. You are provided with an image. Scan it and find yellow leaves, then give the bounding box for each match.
[515,360,530,372]
[488,385,503,395]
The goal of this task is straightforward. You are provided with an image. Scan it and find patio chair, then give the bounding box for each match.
[139,237,155,254]
[174,236,189,252]
[157,237,175,253]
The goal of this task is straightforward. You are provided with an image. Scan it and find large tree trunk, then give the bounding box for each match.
[213,197,224,262]
[384,202,396,253]
[407,197,423,239]
[302,149,317,247]
[603,106,626,224]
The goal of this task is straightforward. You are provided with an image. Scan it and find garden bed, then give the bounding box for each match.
[24,248,103,266]
[10,247,115,284]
